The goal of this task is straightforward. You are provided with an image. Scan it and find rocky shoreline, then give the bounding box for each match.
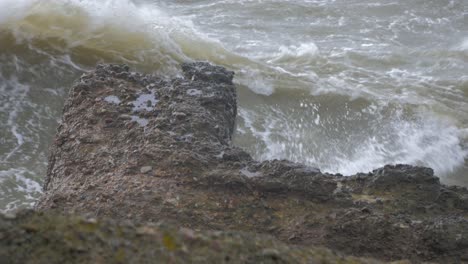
[2,63,468,263]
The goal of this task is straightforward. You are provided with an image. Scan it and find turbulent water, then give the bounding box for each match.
[1,0,467,212]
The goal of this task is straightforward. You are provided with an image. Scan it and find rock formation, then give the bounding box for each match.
[1,210,386,264]
[2,63,468,263]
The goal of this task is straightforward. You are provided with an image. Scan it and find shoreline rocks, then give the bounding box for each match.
[3,63,468,263]
[1,210,388,264]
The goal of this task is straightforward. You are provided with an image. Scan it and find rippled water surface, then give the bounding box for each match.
[1,0,467,212]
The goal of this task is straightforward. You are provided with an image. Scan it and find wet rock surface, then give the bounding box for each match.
[5,63,467,263]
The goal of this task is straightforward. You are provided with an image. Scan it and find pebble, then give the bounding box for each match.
[140,166,153,174]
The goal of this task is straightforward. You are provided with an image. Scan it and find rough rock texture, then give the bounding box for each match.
[30,63,468,263]
[1,211,390,264]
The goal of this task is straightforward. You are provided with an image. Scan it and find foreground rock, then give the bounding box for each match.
[28,63,468,263]
[1,211,388,264]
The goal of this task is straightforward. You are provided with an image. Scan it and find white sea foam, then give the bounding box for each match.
[237,106,468,179]
[0,75,30,162]
[0,0,213,74]
[268,43,319,64]
[0,0,290,95]
[329,116,467,176]
[0,168,42,213]
[457,37,468,51]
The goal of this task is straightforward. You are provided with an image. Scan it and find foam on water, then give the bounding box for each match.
[0,32,76,212]
[0,0,292,94]
[331,115,467,176]
[236,100,468,180]
[0,75,48,213]
[0,75,30,162]
[0,0,221,69]
[0,168,42,213]
[0,0,186,73]
[268,43,319,64]
[457,37,468,52]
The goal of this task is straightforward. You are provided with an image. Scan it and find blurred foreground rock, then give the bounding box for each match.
[4,63,467,263]
[1,211,387,264]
